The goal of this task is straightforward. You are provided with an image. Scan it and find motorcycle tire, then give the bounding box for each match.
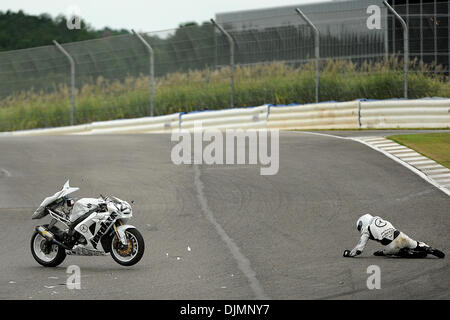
[110,228,145,267]
[30,228,66,267]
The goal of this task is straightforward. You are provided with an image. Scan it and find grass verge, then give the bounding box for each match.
[1,59,449,131]
[387,133,450,169]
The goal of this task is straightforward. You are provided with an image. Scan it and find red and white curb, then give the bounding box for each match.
[354,136,450,196]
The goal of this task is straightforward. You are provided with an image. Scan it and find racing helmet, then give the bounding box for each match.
[356,214,373,232]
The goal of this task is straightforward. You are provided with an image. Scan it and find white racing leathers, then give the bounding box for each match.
[349,216,424,256]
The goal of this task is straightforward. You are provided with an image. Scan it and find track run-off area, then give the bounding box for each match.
[0,131,449,299]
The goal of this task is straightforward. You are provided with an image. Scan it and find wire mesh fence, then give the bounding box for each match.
[0,0,448,131]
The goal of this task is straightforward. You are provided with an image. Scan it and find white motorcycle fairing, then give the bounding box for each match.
[116,224,136,245]
[72,200,133,253]
[73,211,118,252]
[70,198,106,223]
[32,180,79,219]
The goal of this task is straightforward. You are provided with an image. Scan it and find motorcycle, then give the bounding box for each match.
[31,180,145,267]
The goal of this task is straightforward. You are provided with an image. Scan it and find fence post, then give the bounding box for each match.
[383,6,389,61]
[383,1,408,99]
[358,100,362,128]
[420,0,423,71]
[211,19,234,108]
[132,30,155,117]
[296,8,319,103]
[53,40,75,126]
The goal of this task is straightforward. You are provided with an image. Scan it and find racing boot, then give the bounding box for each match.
[397,248,428,258]
[415,242,445,258]
[426,247,445,259]
[373,250,385,256]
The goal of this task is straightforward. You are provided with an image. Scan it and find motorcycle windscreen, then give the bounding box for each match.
[32,180,79,219]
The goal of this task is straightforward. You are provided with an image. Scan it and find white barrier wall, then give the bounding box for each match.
[360,99,450,129]
[87,113,180,134]
[267,100,360,130]
[10,123,93,136]
[1,99,449,136]
[180,105,268,131]
[4,114,180,136]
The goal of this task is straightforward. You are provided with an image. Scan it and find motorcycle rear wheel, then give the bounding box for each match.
[30,229,66,267]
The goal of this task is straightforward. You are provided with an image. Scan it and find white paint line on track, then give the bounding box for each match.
[408,159,435,164]
[393,154,422,159]
[368,139,390,143]
[359,137,386,142]
[409,160,436,165]
[294,131,450,197]
[429,173,450,179]
[415,164,445,170]
[358,136,385,140]
[390,150,420,155]
[395,153,424,158]
[382,146,409,151]
[372,143,398,148]
[293,131,349,140]
[422,168,450,174]
[397,157,428,162]
[433,178,450,183]
[382,146,408,150]
[194,165,269,300]
[389,147,416,152]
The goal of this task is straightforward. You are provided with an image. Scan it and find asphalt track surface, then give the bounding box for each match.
[0,131,449,299]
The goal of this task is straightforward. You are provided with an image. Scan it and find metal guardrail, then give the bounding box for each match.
[360,99,450,128]
[2,99,448,136]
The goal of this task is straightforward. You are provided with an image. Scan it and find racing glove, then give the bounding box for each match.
[343,250,352,257]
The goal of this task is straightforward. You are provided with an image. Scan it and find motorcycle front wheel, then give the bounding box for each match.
[30,229,66,267]
[110,228,145,266]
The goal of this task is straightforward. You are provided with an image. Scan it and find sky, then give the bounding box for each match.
[0,0,326,32]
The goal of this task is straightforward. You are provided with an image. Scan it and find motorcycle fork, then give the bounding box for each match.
[113,220,123,244]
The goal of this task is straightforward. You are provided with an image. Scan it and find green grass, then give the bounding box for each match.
[388,133,450,169]
[0,59,449,131]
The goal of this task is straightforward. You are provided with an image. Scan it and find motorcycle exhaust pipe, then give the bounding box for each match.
[35,226,71,250]
[36,226,54,241]
[51,238,71,250]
